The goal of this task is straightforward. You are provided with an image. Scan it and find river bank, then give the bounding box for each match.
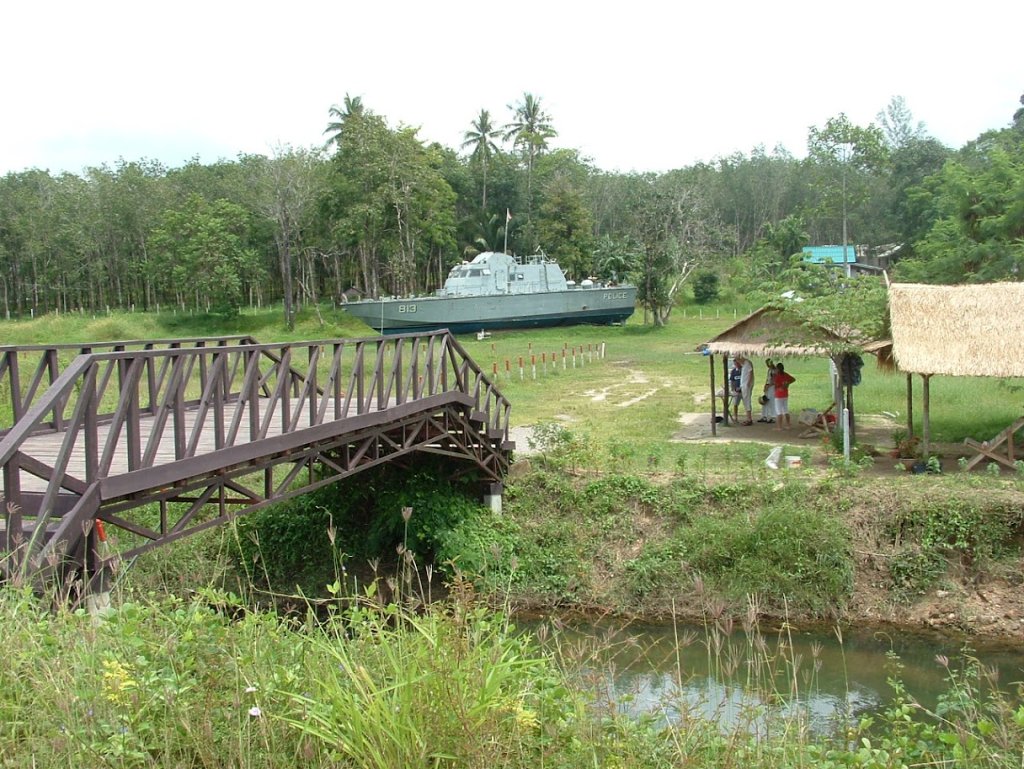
[497,458,1024,646]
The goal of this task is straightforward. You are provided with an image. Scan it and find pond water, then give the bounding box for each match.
[526,617,1024,733]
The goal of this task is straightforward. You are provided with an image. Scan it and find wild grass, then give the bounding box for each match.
[3,570,1023,768]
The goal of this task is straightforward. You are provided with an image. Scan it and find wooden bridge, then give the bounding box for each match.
[0,332,512,597]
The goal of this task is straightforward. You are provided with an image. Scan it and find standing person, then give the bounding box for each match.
[739,356,754,426]
[728,358,742,422]
[772,362,796,430]
[758,358,776,423]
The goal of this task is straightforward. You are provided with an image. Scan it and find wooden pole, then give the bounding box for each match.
[722,355,730,426]
[906,373,914,438]
[709,354,717,437]
[922,374,931,458]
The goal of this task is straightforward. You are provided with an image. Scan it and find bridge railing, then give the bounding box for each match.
[1,330,510,566]
[0,336,259,437]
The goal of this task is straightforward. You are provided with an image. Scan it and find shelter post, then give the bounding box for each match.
[922,374,931,458]
[722,355,730,426]
[905,374,914,438]
[709,354,717,436]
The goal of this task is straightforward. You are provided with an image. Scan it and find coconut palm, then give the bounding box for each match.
[503,93,557,221]
[323,94,366,149]
[461,108,501,211]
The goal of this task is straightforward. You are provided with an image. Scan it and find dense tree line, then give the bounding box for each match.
[1,92,1021,325]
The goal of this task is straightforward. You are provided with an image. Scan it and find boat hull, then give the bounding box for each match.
[342,287,637,335]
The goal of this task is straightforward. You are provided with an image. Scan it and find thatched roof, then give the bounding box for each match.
[698,306,852,358]
[889,282,1024,377]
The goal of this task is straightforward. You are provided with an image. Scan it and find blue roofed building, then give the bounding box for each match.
[800,244,889,276]
[801,245,858,265]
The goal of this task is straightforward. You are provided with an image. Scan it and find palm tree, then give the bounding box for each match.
[323,94,366,149]
[503,93,557,221]
[461,108,501,211]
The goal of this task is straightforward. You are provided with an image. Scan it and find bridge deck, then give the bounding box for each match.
[14,397,395,494]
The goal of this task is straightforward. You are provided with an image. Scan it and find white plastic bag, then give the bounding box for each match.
[765,446,783,470]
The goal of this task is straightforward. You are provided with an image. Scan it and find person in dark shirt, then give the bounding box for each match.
[728,358,742,422]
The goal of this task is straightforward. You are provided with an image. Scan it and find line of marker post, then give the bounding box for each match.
[484,341,606,381]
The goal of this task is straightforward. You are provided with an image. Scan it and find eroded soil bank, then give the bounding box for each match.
[500,461,1024,647]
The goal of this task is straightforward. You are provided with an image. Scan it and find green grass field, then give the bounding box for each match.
[2,303,1019,454]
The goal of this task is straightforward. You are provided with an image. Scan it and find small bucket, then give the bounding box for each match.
[784,455,802,469]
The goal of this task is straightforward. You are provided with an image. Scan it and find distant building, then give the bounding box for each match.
[801,245,859,266]
[801,245,891,276]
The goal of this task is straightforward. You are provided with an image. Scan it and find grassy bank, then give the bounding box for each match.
[4,579,1024,768]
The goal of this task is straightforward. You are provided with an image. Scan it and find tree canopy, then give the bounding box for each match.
[1,91,1020,325]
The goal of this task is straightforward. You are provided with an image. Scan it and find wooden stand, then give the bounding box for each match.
[963,416,1024,470]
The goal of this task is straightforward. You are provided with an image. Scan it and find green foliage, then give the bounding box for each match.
[806,112,889,245]
[366,469,487,563]
[831,651,1024,769]
[889,545,948,596]
[434,510,521,581]
[692,271,720,304]
[150,194,262,316]
[5,584,1024,769]
[537,173,595,280]
[886,496,1024,595]
[0,92,1020,321]
[232,461,495,594]
[525,422,596,474]
[285,603,563,768]
[233,485,350,594]
[897,130,1024,284]
[781,273,890,345]
[0,589,316,767]
[626,484,854,614]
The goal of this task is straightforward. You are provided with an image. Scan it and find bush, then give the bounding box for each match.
[626,488,854,614]
[233,484,352,594]
[692,272,720,304]
[233,460,497,594]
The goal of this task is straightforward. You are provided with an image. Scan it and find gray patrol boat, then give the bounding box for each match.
[342,251,637,334]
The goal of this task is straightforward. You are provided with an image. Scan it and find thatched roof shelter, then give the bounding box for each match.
[698,306,852,358]
[887,282,1024,464]
[889,283,1024,377]
[697,306,876,438]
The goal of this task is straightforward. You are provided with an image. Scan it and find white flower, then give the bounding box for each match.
[245,686,258,694]
[249,706,262,718]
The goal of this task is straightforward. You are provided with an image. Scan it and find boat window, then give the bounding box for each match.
[469,269,483,277]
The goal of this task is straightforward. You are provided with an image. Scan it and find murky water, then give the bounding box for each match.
[526,617,1024,733]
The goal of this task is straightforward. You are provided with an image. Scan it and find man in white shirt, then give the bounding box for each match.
[739,356,755,426]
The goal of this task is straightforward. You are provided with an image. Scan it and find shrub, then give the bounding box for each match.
[628,497,853,614]
[692,272,720,305]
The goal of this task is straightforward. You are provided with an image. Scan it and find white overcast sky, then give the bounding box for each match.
[4,0,1021,177]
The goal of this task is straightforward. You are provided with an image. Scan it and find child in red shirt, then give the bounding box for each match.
[772,363,796,430]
